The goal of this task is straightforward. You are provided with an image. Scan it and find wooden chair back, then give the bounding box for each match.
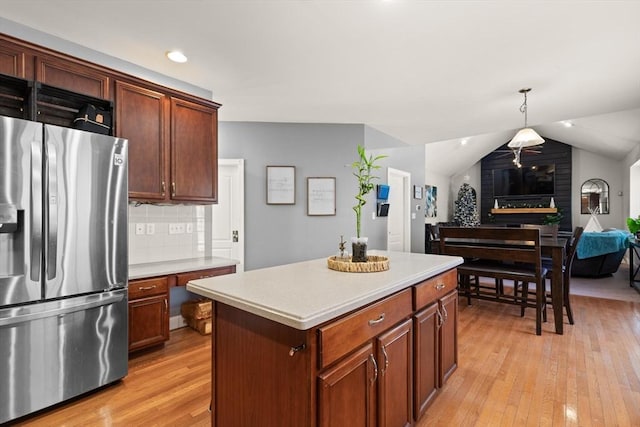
[521,223,558,239]
[439,226,543,268]
[564,226,585,278]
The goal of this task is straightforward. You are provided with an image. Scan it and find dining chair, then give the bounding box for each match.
[440,226,548,335]
[519,226,584,324]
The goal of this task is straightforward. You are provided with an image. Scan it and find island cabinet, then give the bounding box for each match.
[116,80,219,203]
[412,269,458,420]
[207,267,458,427]
[317,289,413,427]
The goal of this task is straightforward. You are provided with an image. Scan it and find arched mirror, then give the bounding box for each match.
[581,178,609,214]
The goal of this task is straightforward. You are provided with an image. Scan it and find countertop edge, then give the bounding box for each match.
[129,257,239,280]
[186,254,462,330]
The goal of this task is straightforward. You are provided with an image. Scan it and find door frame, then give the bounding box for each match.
[207,158,245,272]
[387,167,411,252]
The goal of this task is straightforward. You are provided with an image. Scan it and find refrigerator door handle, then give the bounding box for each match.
[30,141,43,282]
[0,290,125,327]
[46,141,58,280]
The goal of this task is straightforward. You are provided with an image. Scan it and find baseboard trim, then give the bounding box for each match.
[169,314,188,331]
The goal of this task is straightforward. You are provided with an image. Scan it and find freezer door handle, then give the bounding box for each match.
[30,141,43,281]
[46,141,58,280]
[0,290,125,327]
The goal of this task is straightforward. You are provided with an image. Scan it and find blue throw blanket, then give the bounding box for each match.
[576,230,632,259]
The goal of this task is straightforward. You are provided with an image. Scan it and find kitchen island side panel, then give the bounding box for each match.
[212,302,316,427]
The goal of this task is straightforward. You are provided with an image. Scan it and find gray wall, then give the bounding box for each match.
[219,122,425,270]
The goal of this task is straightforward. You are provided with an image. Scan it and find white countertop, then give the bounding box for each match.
[129,257,239,280]
[187,251,462,330]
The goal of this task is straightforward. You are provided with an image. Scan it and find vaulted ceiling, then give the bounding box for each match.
[2,1,639,176]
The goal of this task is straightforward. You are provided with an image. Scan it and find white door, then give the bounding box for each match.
[387,168,411,252]
[209,159,245,272]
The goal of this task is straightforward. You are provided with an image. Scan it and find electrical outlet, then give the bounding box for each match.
[146,223,155,235]
[135,223,145,235]
[186,223,193,233]
[371,212,376,220]
[169,223,185,234]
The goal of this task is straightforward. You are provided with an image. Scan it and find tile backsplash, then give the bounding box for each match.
[128,204,207,264]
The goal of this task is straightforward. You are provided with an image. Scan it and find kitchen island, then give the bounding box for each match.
[187,251,462,427]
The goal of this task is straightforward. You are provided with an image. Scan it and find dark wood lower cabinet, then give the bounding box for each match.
[439,290,458,385]
[376,319,413,427]
[318,343,376,427]
[413,289,458,420]
[128,276,170,352]
[413,303,439,419]
[128,294,169,352]
[128,266,236,354]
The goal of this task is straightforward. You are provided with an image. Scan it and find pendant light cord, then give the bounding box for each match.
[520,91,528,127]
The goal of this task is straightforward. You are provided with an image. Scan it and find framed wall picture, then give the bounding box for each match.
[307,177,336,215]
[425,184,438,217]
[413,185,423,199]
[266,166,296,204]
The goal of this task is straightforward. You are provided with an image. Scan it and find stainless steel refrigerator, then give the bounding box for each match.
[0,115,128,424]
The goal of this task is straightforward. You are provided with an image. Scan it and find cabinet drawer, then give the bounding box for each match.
[175,266,236,286]
[413,269,457,310]
[318,288,412,369]
[129,277,169,300]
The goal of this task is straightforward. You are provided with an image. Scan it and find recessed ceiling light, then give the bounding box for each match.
[166,50,188,63]
[460,139,468,146]
[562,121,574,128]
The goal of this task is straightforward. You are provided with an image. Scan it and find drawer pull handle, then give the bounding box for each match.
[436,308,444,329]
[138,285,157,291]
[381,345,389,374]
[435,282,445,290]
[289,344,306,356]
[368,313,385,326]
[369,354,378,384]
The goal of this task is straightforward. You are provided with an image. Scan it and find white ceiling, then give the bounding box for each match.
[2,1,640,176]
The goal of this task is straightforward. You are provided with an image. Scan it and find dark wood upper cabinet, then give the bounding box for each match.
[0,42,25,78]
[116,81,169,201]
[170,97,218,203]
[1,34,220,204]
[35,55,110,99]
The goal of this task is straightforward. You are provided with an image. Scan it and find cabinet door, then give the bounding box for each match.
[413,303,439,420]
[439,290,458,386]
[170,97,218,202]
[376,318,413,427]
[128,294,169,352]
[318,343,376,427]
[0,41,26,78]
[116,81,170,201]
[35,55,110,99]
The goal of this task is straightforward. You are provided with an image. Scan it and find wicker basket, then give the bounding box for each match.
[327,255,389,273]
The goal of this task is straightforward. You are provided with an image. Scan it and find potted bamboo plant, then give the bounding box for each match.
[351,145,387,262]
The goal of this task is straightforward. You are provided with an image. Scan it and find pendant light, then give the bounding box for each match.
[508,88,544,149]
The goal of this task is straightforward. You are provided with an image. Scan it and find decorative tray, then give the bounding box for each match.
[327,255,389,273]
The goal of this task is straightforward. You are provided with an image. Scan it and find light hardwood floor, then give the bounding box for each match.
[13,293,640,427]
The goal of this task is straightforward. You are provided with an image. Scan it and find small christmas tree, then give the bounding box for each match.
[453,183,480,227]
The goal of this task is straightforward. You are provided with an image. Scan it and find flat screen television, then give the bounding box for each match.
[493,164,555,197]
